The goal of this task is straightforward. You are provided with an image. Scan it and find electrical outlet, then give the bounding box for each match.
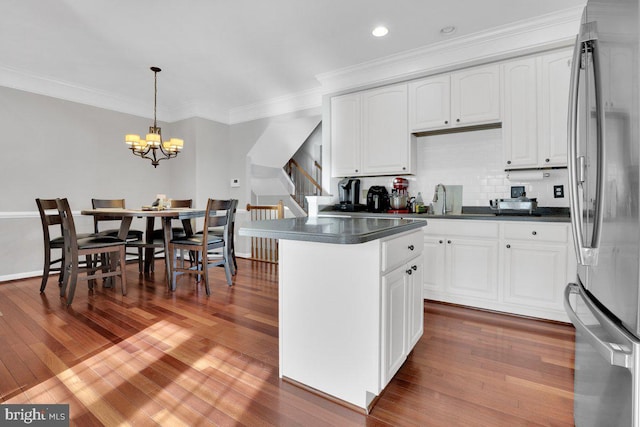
[554,185,564,198]
[511,186,525,198]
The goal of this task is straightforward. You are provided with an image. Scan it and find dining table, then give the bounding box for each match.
[81,207,206,286]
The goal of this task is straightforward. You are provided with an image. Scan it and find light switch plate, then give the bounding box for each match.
[230,178,240,188]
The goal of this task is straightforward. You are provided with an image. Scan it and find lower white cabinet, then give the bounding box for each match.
[422,220,499,306]
[381,254,423,386]
[278,229,424,411]
[423,219,575,322]
[502,223,570,315]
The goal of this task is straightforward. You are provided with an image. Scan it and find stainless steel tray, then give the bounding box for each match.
[489,197,538,214]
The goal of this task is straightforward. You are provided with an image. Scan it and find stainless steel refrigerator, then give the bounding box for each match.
[564,0,640,425]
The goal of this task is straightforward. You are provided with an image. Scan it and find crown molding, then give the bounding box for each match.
[316,6,583,95]
[0,6,582,125]
[228,87,323,125]
[0,64,157,119]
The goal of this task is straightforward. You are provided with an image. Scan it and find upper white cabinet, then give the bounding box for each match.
[331,84,414,177]
[331,94,361,177]
[502,48,573,169]
[408,75,450,130]
[409,64,501,132]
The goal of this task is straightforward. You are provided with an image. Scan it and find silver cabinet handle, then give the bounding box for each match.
[564,283,636,369]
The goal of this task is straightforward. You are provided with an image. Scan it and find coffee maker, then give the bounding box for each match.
[334,178,365,211]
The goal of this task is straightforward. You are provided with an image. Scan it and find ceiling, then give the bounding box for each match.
[0,0,585,124]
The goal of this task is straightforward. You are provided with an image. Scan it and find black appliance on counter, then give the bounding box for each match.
[334,178,366,211]
[366,186,390,212]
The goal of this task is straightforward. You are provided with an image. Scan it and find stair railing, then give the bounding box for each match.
[286,159,325,211]
[246,201,284,263]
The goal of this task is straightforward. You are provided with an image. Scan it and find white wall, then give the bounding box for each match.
[357,128,569,208]
[0,83,321,279]
[0,86,229,279]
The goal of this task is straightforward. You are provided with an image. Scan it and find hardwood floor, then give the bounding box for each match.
[0,258,575,426]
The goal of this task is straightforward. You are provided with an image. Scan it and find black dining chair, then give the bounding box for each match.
[91,198,145,272]
[168,199,237,295]
[57,198,127,306]
[144,198,193,272]
[36,198,95,293]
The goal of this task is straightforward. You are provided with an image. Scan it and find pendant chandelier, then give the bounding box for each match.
[125,66,183,168]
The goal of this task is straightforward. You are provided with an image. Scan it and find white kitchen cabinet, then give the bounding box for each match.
[381,232,424,387]
[277,228,424,410]
[423,218,574,322]
[451,65,501,126]
[408,75,450,130]
[502,48,572,169]
[330,93,361,176]
[422,220,500,304]
[538,49,572,167]
[331,84,414,177]
[601,44,635,112]
[502,57,538,168]
[409,64,500,132]
[502,222,573,318]
[381,254,424,386]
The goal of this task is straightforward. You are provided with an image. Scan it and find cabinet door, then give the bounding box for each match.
[362,84,410,175]
[502,242,567,311]
[446,238,499,300]
[406,256,424,350]
[538,50,572,167]
[381,266,408,386]
[502,58,538,168]
[331,94,361,176]
[451,65,501,126]
[423,236,446,296]
[602,45,634,111]
[408,75,451,131]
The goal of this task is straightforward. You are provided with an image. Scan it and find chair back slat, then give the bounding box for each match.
[56,198,79,252]
[91,198,127,232]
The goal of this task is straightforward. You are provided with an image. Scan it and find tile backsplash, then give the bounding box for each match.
[359,128,569,208]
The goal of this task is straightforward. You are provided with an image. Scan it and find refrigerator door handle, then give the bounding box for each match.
[567,27,606,266]
[568,36,592,265]
[590,35,606,259]
[564,283,636,369]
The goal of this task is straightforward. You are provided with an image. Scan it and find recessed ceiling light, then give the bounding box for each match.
[440,25,457,35]
[372,26,389,37]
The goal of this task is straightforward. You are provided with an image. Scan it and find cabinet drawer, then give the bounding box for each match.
[382,230,423,272]
[503,222,569,243]
[424,219,499,238]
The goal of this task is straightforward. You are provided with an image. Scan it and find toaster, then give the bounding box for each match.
[366,186,390,212]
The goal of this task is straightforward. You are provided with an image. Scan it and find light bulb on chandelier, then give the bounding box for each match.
[125,66,183,167]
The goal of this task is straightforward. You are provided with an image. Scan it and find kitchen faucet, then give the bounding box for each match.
[433,183,446,215]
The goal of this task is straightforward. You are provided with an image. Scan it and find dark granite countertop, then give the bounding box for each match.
[238,216,427,244]
[319,206,570,223]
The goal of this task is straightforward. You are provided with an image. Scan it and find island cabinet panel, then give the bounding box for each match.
[278,229,424,411]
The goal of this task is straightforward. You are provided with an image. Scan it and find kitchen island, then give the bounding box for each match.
[239,216,426,412]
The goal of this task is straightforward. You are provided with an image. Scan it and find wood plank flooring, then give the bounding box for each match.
[0,258,575,426]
